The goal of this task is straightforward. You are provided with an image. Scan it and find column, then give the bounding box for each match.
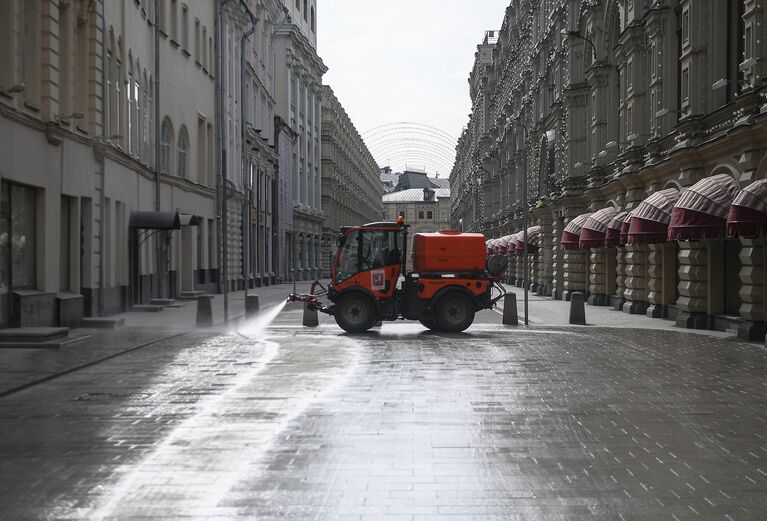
[551,212,563,299]
[623,243,649,314]
[528,252,538,293]
[676,241,709,329]
[538,214,553,296]
[588,248,610,306]
[737,237,766,341]
[562,249,588,301]
[613,246,627,310]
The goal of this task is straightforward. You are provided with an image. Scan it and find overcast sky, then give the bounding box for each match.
[318,1,509,145]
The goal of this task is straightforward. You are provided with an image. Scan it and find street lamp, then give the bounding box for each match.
[510,116,530,326]
[560,29,597,64]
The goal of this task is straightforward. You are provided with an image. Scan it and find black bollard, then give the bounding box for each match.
[303,303,319,327]
[196,295,213,327]
[569,292,586,325]
[245,295,260,319]
[502,293,518,326]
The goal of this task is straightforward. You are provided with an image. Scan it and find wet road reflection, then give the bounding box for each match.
[0,309,765,520]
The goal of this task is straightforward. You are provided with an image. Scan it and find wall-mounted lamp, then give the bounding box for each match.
[560,29,597,63]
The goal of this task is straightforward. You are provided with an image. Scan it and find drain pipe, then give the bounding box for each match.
[154,0,163,299]
[216,0,233,319]
[240,6,258,295]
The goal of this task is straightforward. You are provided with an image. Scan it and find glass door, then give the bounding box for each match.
[0,182,9,327]
[0,181,37,327]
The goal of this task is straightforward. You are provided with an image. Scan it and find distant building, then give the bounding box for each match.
[382,187,451,251]
[394,168,449,192]
[380,166,400,194]
[321,86,383,277]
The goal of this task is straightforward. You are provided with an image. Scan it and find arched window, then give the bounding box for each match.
[160,118,173,174]
[310,6,315,33]
[177,126,189,178]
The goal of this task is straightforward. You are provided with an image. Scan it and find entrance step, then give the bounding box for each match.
[150,298,176,306]
[0,327,70,343]
[177,291,206,301]
[132,305,164,312]
[81,316,125,329]
[0,328,91,349]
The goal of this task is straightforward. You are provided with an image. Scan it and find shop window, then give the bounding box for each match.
[0,181,38,325]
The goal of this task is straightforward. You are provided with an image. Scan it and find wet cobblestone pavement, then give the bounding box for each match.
[1,304,766,520]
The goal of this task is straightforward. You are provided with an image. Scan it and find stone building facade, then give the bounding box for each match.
[383,188,451,252]
[0,0,218,328]
[320,85,383,277]
[451,0,767,340]
[274,0,326,282]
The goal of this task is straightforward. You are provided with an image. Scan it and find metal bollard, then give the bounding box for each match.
[303,303,319,327]
[569,292,586,325]
[245,295,260,319]
[195,295,213,327]
[502,293,518,326]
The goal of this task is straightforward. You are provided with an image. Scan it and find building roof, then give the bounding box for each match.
[395,171,448,191]
[429,177,450,189]
[383,188,450,203]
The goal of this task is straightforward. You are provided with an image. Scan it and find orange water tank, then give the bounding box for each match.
[411,231,487,273]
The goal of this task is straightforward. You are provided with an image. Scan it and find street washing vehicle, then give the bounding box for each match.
[288,218,508,333]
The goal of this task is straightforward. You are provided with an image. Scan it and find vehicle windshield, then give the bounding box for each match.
[335,229,401,283]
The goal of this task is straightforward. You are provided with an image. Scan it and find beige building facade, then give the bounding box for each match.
[274,0,326,281]
[383,188,451,252]
[0,0,217,328]
[320,85,383,276]
[452,0,767,340]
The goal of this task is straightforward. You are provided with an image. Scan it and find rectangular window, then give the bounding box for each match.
[682,6,690,46]
[0,181,37,294]
[681,64,690,108]
[418,211,424,219]
[170,0,178,42]
[194,19,200,63]
[182,5,189,52]
[744,24,753,61]
[60,196,72,291]
[427,211,433,220]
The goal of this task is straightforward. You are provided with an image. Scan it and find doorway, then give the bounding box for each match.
[0,181,37,327]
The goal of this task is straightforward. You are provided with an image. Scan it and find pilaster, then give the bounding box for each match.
[737,237,766,341]
[588,248,611,306]
[623,244,649,314]
[676,241,709,329]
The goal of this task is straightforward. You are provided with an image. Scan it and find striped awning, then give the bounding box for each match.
[508,232,522,254]
[627,188,681,244]
[728,179,767,238]
[579,207,619,248]
[560,213,593,250]
[604,211,629,247]
[515,226,541,254]
[668,174,740,240]
[619,212,633,245]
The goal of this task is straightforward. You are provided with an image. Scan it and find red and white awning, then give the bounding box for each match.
[579,207,619,248]
[604,211,629,247]
[560,213,593,250]
[668,174,740,240]
[508,232,523,254]
[514,226,541,254]
[728,179,767,238]
[627,188,681,244]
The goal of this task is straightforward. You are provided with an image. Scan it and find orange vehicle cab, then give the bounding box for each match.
[291,220,507,333]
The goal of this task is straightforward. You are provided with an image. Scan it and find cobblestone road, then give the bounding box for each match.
[0,303,765,520]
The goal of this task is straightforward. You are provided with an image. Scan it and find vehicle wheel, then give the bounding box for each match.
[335,293,377,333]
[419,318,439,331]
[433,293,475,333]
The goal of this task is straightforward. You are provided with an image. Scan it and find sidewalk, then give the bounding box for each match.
[0,283,311,397]
[498,283,734,338]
